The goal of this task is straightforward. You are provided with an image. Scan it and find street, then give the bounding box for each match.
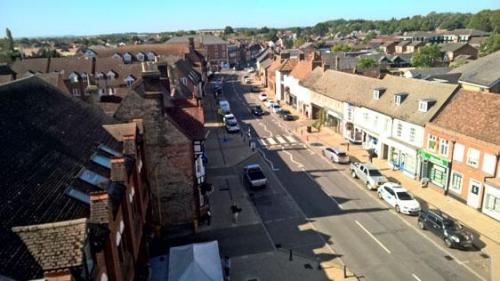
[211,70,490,281]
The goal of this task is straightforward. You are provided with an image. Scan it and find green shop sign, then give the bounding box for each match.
[418,150,449,166]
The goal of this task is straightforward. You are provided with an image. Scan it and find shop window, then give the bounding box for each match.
[439,139,449,156]
[427,134,437,151]
[467,148,480,168]
[485,194,500,215]
[430,164,446,187]
[450,172,463,193]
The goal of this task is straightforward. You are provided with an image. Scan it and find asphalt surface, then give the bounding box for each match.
[214,71,490,281]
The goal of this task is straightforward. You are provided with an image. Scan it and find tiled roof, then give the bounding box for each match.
[290,57,314,80]
[309,70,458,125]
[91,44,189,58]
[447,29,489,36]
[278,58,298,72]
[439,43,468,53]
[260,57,273,69]
[397,41,411,47]
[0,76,121,280]
[12,218,87,272]
[10,58,49,76]
[432,90,500,145]
[95,57,143,81]
[48,57,93,78]
[449,51,500,87]
[166,34,227,45]
[300,67,324,88]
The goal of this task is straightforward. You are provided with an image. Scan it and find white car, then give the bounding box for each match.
[377,183,421,215]
[322,147,350,164]
[258,92,268,101]
[223,113,236,123]
[265,99,275,108]
[271,104,282,113]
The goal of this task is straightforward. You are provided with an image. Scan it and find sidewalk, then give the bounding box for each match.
[274,99,500,281]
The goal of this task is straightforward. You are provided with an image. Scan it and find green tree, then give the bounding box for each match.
[284,39,293,49]
[264,29,278,42]
[357,57,377,70]
[293,37,306,48]
[467,10,492,31]
[224,26,234,35]
[313,22,329,36]
[331,44,352,52]
[362,32,377,44]
[411,45,442,67]
[259,26,269,34]
[479,34,500,56]
[5,28,14,51]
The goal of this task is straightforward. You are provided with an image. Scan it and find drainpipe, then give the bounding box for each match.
[444,140,456,196]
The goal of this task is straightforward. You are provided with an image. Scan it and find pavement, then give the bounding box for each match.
[261,80,500,281]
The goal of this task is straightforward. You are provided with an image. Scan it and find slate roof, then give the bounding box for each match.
[406,67,450,79]
[0,76,122,280]
[256,48,272,63]
[12,218,87,272]
[10,58,49,76]
[48,57,93,78]
[322,53,357,71]
[439,43,468,53]
[449,51,500,88]
[90,44,189,58]
[308,70,458,126]
[95,57,143,82]
[260,57,273,69]
[431,90,500,145]
[447,29,489,37]
[166,35,227,45]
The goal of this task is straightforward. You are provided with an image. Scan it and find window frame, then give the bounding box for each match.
[449,171,463,193]
[467,148,480,168]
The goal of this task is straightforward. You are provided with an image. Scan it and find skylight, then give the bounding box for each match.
[98,144,122,157]
[78,168,109,190]
[65,186,90,204]
[91,153,111,168]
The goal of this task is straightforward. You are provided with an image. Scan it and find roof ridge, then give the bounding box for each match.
[12,218,87,232]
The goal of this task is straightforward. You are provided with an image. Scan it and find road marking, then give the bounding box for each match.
[282,149,304,168]
[355,220,391,254]
[266,137,277,145]
[257,148,279,171]
[285,135,297,143]
[276,136,287,144]
[412,273,422,281]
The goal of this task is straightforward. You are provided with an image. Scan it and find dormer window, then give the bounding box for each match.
[81,73,88,82]
[112,53,122,60]
[125,75,136,87]
[95,72,105,80]
[373,87,386,100]
[69,72,79,83]
[123,53,132,63]
[136,52,145,62]
[418,99,435,112]
[147,52,156,61]
[394,92,408,106]
[107,70,116,80]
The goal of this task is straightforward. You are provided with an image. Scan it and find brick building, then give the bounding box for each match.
[166,35,228,71]
[422,90,500,220]
[0,77,150,280]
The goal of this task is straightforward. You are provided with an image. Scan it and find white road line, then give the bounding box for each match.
[257,148,279,171]
[412,273,422,281]
[276,136,287,144]
[285,135,297,143]
[355,220,391,254]
[266,137,277,145]
[282,149,304,168]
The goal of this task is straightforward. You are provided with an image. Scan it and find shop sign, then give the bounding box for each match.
[418,150,449,166]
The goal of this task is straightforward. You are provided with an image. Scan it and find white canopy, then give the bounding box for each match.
[168,241,224,281]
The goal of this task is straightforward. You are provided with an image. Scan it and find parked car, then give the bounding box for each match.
[251,105,264,116]
[265,99,275,108]
[243,164,267,189]
[258,93,268,101]
[271,104,282,113]
[251,86,260,92]
[322,147,349,164]
[247,67,255,73]
[223,113,236,123]
[277,110,294,121]
[350,162,388,190]
[224,115,240,133]
[244,77,252,84]
[418,209,474,249]
[377,183,421,215]
[219,100,231,114]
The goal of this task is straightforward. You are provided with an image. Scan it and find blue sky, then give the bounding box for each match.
[0,0,498,38]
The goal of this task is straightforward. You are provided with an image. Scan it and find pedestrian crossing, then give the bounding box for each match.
[258,135,300,147]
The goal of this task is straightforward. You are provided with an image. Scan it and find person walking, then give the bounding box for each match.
[231,203,240,224]
[368,149,373,163]
[223,256,231,280]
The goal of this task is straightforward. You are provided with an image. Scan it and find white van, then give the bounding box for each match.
[219,100,231,113]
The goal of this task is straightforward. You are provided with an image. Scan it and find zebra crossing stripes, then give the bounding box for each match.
[258,135,300,147]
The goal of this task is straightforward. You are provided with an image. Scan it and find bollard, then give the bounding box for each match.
[343,265,347,278]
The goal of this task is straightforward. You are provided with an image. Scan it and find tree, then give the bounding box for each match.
[284,39,293,49]
[5,28,14,51]
[362,32,377,44]
[467,10,493,32]
[313,22,329,36]
[331,44,352,52]
[224,26,234,35]
[411,45,442,67]
[293,37,306,48]
[479,34,500,56]
[259,26,269,34]
[264,29,278,42]
[357,57,377,70]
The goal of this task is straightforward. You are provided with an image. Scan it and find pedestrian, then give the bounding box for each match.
[231,203,240,224]
[250,141,256,152]
[346,142,350,151]
[223,256,231,280]
[206,209,212,226]
[368,149,373,163]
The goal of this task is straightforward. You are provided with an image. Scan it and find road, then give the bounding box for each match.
[216,71,489,281]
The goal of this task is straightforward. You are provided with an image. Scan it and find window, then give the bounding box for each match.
[427,134,437,151]
[453,143,464,162]
[467,148,480,168]
[418,100,428,112]
[395,95,401,105]
[396,123,403,137]
[69,73,79,83]
[72,88,81,96]
[482,153,496,175]
[65,186,90,204]
[107,71,116,80]
[78,169,110,190]
[439,139,449,156]
[484,194,500,215]
[450,172,463,193]
[363,112,369,121]
[409,128,416,143]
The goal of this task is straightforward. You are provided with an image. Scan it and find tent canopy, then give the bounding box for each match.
[168,241,223,281]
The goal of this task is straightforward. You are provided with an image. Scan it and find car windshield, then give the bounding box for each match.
[254,106,262,111]
[337,152,347,157]
[396,192,413,200]
[227,120,238,125]
[368,169,382,176]
[443,219,459,230]
[281,110,290,114]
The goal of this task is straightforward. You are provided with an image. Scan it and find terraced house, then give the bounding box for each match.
[0,77,150,281]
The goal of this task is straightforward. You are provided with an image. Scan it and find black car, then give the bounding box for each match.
[251,105,264,116]
[418,209,474,249]
[278,110,294,121]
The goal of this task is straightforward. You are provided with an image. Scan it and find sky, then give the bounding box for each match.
[0,0,499,38]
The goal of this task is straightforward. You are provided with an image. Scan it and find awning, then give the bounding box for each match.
[168,241,224,281]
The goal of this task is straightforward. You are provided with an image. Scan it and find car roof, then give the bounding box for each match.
[224,113,235,117]
[246,164,261,169]
[330,147,346,153]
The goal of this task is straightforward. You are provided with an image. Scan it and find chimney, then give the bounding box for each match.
[141,62,163,97]
[335,56,340,70]
[122,134,136,157]
[188,37,195,51]
[111,157,127,182]
[89,191,110,224]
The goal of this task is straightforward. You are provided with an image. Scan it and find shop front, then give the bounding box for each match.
[482,180,500,221]
[361,129,381,157]
[418,150,450,189]
[325,110,343,133]
[383,137,418,178]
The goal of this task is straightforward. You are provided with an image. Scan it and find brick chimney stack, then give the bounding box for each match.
[122,135,136,157]
[111,157,127,182]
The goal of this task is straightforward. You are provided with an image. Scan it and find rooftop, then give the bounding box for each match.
[449,50,500,88]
